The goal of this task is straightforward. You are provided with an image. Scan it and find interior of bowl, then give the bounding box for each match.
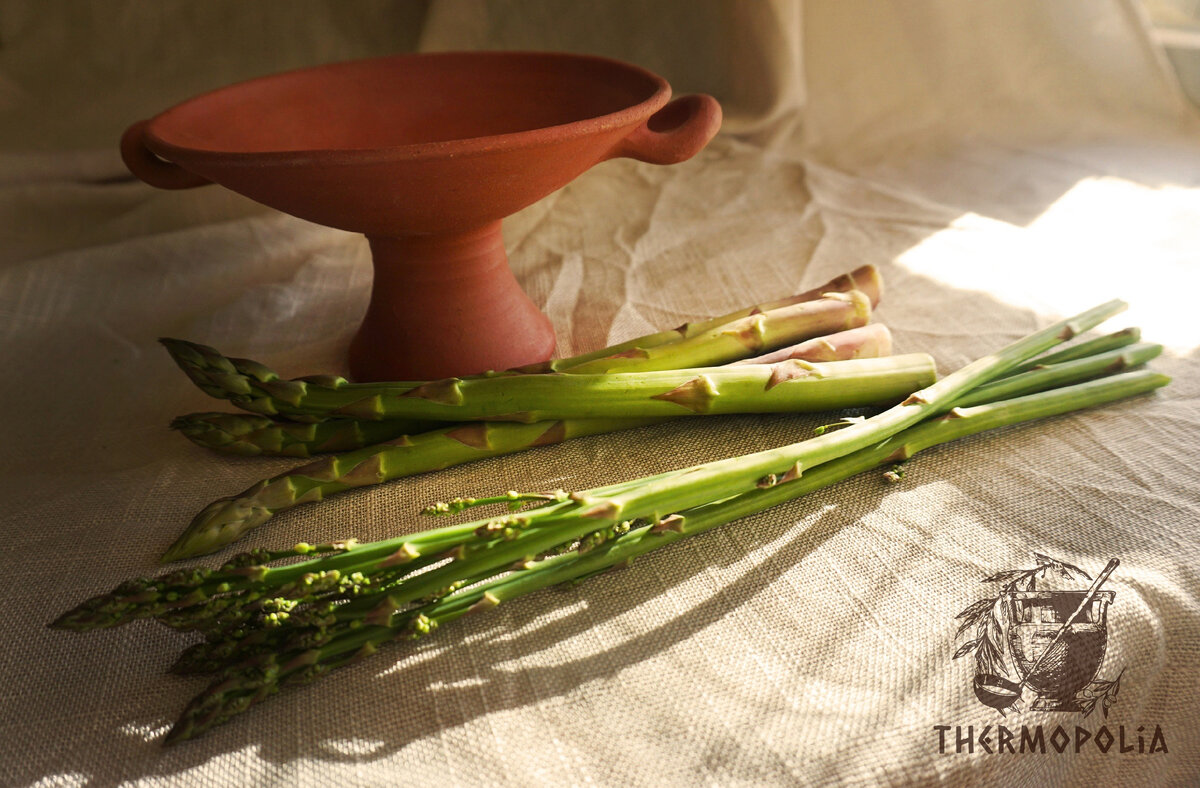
[150,52,665,154]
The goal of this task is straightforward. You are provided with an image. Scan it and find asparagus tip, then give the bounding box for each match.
[160,497,272,562]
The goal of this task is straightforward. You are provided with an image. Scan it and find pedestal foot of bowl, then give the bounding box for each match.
[348,222,556,381]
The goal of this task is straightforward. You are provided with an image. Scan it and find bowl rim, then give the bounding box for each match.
[142,50,672,167]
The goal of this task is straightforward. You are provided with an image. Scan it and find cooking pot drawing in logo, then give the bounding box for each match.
[953,554,1123,716]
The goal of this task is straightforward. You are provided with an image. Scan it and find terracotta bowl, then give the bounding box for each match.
[121,51,722,380]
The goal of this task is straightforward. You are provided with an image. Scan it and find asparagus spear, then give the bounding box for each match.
[167,413,431,458]
[52,368,1168,743]
[516,264,883,372]
[732,323,891,365]
[244,354,936,424]
[161,290,873,421]
[548,290,874,375]
[1003,327,1141,377]
[173,324,897,457]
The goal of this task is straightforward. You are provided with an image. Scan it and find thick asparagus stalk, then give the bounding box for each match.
[174,325,897,457]
[553,290,873,375]
[518,264,883,372]
[732,323,891,365]
[162,290,873,421]
[162,416,660,562]
[252,354,935,424]
[167,413,432,458]
[163,266,880,411]
[52,368,1167,744]
[162,350,928,561]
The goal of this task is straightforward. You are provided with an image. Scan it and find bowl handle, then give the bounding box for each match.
[607,94,722,165]
[120,120,211,190]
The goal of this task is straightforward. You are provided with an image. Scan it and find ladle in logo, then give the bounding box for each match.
[953,554,1123,716]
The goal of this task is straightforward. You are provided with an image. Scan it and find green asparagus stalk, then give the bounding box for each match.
[1003,327,1141,377]
[52,367,1168,744]
[162,290,873,421]
[167,413,432,458]
[244,354,936,424]
[162,349,928,561]
[174,324,897,457]
[516,264,883,372]
[550,290,873,375]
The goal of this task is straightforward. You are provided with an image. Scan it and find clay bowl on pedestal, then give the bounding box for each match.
[121,51,722,381]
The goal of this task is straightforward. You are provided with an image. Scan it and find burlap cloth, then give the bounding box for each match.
[2,1,1198,785]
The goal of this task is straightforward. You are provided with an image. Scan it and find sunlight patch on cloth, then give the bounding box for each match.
[895,176,1200,352]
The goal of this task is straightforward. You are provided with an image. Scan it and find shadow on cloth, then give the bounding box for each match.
[51,468,894,780]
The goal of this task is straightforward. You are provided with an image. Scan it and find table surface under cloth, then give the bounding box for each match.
[2,1,1199,785]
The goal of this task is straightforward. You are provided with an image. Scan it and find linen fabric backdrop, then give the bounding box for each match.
[3,1,1199,785]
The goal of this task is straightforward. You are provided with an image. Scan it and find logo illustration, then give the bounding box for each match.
[953,554,1123,716]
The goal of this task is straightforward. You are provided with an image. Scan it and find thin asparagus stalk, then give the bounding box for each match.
[951,342,1161,409]
[162,290,873,421]
[1002,327,1141,377]
[162,349,927,561]
[54,368,1168,743]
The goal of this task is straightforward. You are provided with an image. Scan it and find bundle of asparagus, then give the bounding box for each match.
[162,267,909,561]
[52,298,1168,743]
